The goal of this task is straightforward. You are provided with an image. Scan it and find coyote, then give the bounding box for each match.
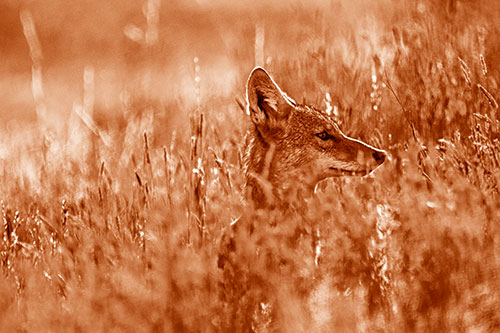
[244,67,386,207]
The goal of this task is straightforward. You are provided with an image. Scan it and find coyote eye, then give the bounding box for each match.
[316,131,329,141]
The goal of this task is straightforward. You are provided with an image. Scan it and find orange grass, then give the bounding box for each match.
[1,0,500,331]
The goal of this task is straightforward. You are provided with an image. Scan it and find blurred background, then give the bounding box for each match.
[1,0,467,131]
[3,0,499,137]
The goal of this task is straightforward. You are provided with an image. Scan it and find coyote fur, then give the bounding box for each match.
[244,67,386,207]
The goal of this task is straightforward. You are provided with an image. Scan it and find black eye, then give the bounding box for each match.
[316,131,329,141]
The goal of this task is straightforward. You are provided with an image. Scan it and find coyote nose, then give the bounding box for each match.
[372,150,386,164]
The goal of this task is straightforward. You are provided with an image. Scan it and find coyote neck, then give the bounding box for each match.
[243,129,309,209]
[244,131,273,207]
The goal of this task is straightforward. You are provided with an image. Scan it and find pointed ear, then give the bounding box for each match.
[246,67,294,129]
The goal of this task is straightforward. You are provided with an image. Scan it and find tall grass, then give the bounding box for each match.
[1,0,500,331]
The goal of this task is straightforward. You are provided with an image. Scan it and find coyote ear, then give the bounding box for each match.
[246,67,293,129]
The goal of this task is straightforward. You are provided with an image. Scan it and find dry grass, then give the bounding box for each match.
[1,0,500,331]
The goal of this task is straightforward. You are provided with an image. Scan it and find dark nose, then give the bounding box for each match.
[372,150,386,164]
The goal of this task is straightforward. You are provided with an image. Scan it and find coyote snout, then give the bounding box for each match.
[243,67,386,206]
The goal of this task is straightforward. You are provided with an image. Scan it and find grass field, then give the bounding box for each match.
[1,0,500,331]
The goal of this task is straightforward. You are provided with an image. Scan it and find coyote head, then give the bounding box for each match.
[244,67,386,206]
